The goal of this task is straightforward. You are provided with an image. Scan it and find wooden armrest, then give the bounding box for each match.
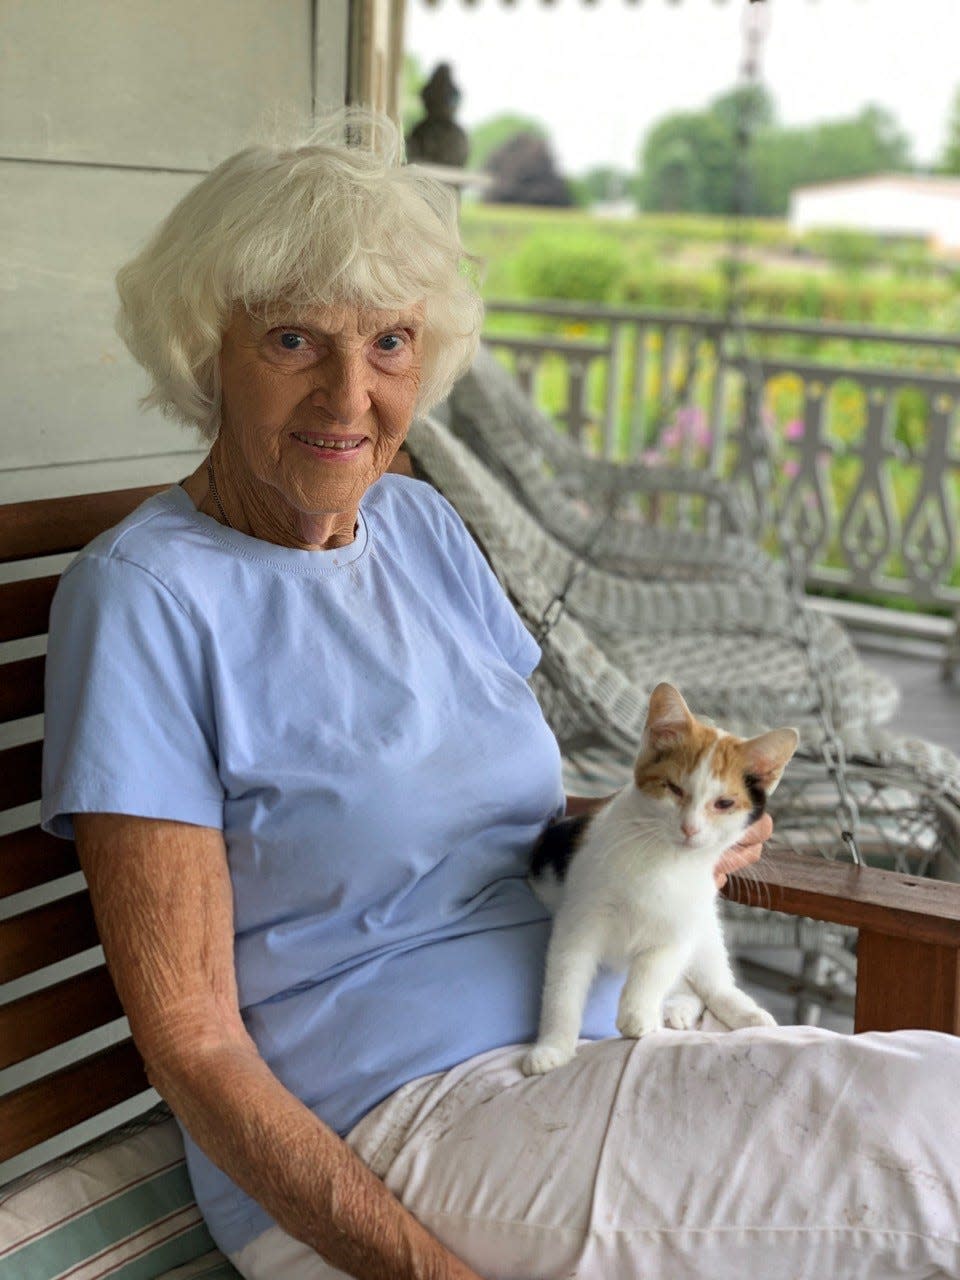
[723,850,960,1036]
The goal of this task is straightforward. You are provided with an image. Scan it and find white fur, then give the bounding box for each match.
[522,746,775,1077]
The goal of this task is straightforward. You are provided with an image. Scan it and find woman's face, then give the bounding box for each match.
[214,301,424,548]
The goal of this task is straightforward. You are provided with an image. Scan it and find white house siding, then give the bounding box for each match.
[0,0,348,1184]
[0,0,349,503]
[789,177,960,252]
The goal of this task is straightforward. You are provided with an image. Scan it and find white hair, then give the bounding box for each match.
[116,110,483,438]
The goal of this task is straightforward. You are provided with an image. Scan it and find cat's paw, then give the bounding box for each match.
[616,1006,662,1039]
[663,993,704,1030]
[522,1043,573,1076]
[724,1006,777,1030]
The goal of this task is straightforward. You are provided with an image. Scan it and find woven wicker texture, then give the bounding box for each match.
[445,344,775,583]
[406,413,960,884]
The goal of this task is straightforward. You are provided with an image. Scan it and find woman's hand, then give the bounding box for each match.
[714,813,774,889]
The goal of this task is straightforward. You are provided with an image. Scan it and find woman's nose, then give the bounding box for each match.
[310,355,371,425]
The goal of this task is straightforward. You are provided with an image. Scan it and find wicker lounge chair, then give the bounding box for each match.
[405,413,960,881]
[442,343,780,585]
[408,414,899,743]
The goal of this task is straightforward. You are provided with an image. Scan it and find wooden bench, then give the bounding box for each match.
[1,479,959,1177]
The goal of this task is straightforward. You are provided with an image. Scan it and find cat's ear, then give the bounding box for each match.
[643,683,694,750]
[740,727,799,794]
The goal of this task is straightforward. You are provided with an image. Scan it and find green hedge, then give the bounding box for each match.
[621,267,953,325]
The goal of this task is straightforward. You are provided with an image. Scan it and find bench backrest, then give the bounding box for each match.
[0,460,417,1170]
[0,486,168,1166]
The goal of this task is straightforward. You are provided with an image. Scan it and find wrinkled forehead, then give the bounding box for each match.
[251,299,426,336]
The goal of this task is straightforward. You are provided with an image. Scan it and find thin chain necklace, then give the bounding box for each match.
[206,456,232,529]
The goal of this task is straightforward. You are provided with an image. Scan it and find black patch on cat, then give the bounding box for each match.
[530,815,590,884]
[743,773,767,827]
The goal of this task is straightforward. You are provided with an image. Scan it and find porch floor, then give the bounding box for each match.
[852,632,960,756]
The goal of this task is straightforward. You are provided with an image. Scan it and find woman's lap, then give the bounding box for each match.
[230,1027,960,1279]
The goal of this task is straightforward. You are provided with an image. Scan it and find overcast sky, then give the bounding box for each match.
[406,0,960,176]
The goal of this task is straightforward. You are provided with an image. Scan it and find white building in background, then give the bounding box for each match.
[789,174,960,254]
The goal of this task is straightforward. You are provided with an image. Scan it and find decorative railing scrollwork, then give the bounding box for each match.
[482,300,960,650]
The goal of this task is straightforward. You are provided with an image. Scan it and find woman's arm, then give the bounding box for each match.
[74,813,483,1280]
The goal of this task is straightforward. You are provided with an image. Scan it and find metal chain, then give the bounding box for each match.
[726,0,864,864]
[535,483,621,643]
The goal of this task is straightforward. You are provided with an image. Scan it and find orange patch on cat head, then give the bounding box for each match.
[634,683,798,810]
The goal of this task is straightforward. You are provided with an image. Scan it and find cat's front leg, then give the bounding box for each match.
[663,979,705,1030]
[687,918,776,1030]
[617,943,689,1039]
[522,919,602,1076]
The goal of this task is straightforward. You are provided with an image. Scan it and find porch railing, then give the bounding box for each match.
[483,300,960,652]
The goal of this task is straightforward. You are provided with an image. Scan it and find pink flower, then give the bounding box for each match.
[694,424,713,449]
[675,406,707,437]
[783,459,801,479]
[661,425,683,450]
[784,419,805,442]
[639,449,663,467]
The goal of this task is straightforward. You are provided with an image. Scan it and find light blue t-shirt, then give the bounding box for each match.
[41,475,622,1254]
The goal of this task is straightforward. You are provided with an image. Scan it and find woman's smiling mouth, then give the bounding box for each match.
[291,431,367,457]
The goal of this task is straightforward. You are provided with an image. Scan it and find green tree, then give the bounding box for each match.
[751,105,911,215]
[468,114,547,172]
[639,112,735,214]
[709,84,776,137]
[941,86,960,174]
[638,89,911,218]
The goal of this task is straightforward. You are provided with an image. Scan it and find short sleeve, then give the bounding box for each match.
[41,555,224,839]
[431,492,541,679]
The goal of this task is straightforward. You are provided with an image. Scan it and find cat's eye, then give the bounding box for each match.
[666,781,684,798]
[714,797,735,811]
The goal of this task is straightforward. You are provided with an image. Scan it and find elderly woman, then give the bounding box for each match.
[41,115,960,1280]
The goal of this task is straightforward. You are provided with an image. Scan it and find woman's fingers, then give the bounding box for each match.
[713,812,774,888]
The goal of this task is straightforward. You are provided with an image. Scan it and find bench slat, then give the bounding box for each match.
[0,655,45,723]
[0,576,59,642]
[0,1039,149,1162]
[0,486,167,564]
[0,827,79,899]
[0,891,99,983]
[0,966,124,1069]
[0,740,42,811]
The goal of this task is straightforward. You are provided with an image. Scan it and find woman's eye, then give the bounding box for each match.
[376,333,404,353]
[714,797,735,811]
[278,332,306,351]
[666,781,684,798]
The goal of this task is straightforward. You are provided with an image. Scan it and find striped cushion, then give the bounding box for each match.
[0,1105,238,1280]
[158,1251,240,1279]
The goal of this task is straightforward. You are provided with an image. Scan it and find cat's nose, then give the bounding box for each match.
[681,820,700,839]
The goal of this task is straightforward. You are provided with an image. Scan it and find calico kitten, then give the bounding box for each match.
[522,682,798,1076]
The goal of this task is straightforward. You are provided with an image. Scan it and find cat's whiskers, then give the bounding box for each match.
[723,853,772,914]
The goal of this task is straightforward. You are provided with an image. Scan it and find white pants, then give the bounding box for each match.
[230,1028,960,1280]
